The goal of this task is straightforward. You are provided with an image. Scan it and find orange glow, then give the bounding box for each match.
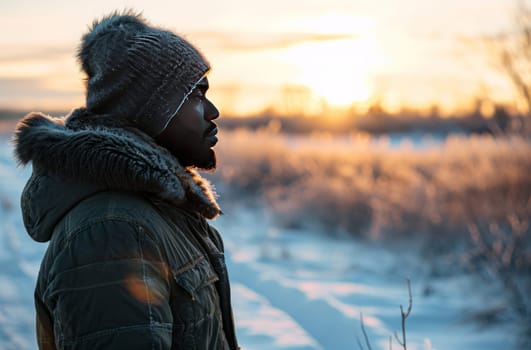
[281,15,380,108]
[292,39,373,107]
[0,1,519,114]
[125,274,164,305]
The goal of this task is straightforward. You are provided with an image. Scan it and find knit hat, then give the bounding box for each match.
[78,11,210,137]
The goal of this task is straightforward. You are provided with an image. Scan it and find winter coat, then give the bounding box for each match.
[13,110,239,350]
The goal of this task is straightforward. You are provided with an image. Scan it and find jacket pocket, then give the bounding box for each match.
[173,256,219,301]
[170,256,220,323]
[170,256,224,349]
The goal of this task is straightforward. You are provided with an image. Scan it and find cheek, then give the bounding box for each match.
[179,108,205,133]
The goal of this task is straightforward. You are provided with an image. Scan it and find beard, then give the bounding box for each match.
[180,148,217,171]
[196,149,217,171]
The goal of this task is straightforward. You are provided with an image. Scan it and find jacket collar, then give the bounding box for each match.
[13,109,221,241]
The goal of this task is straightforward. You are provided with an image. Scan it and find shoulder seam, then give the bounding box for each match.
[62,216,146,244]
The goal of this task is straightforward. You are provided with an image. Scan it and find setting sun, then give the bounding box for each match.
[281,15,380,107]
[296,39,374,106]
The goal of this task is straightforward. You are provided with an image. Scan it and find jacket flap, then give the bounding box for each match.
[173,256,219,299]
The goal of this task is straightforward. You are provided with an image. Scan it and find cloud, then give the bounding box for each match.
[0,45,74,63]
[0,77,82,109]
[0,31,354,64]
[0,77,45,92]
[191,31,357,51]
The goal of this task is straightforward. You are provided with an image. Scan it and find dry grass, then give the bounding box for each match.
[212,127,531,241]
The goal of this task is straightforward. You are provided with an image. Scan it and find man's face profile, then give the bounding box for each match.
[156,77,220,170]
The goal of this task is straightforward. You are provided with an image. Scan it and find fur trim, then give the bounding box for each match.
[13,110,221,219]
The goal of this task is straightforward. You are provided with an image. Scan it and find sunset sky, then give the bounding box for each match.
[0,0,523,116]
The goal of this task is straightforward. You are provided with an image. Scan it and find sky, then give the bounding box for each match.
[0,0,524,116]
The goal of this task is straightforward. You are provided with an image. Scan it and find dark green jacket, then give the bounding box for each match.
[14,110,239,350]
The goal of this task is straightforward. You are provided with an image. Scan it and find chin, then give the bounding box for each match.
[194,151,217,171]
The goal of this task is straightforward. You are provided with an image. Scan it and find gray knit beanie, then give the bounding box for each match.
[78,11,210,137]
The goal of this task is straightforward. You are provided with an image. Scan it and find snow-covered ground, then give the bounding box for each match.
[215,204,517,350]
[0,133,518,350]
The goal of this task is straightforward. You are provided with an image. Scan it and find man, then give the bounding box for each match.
[13,11,238,350]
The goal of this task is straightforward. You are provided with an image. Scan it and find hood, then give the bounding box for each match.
[13,109,221,242]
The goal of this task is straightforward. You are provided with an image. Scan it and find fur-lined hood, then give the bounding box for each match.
[13,108,221,242]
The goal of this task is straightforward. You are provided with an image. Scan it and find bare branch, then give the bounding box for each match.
[501,49,531,113]
[394,331,403,346]
[404,278,413,319]
[394,278,413,349]
[359,313,373,350]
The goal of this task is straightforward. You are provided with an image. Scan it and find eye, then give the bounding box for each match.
[190,89,205,101]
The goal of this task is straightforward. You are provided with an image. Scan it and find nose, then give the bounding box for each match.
[205,98,219,121]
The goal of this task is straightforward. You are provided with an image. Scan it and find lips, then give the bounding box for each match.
[205,126,218,137]
[205,126,218,146]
